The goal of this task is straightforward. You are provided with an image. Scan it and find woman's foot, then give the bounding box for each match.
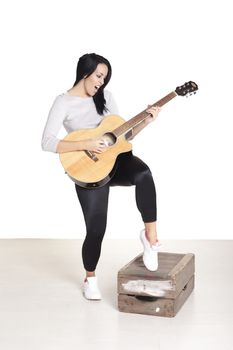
[140,229,161,271]
[83,276,102,300]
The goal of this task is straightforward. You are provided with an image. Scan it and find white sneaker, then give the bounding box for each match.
[140,229,161,271]
[83,276,102,300]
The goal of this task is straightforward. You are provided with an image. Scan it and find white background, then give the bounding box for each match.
[0,0,232,239]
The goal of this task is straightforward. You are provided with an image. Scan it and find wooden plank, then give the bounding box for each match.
[118,294,174,317]
[118,252,185,279]
[118,275,175,298]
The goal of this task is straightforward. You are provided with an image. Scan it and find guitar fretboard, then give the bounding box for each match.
[113,91,177,137]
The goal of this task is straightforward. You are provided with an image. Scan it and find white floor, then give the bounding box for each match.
[0,239,232,350]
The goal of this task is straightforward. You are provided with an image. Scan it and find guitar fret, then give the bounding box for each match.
[113,91,177,137]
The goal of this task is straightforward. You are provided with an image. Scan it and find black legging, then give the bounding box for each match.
[75,151,157,271]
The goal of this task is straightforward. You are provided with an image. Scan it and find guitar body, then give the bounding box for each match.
[59,114,132,188]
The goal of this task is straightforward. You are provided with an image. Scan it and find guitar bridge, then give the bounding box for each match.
[84,150,99,162]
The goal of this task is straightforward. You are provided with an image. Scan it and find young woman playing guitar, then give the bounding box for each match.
[42,53,161,300]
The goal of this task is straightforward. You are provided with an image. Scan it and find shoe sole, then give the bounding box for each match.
[83,292,101,301]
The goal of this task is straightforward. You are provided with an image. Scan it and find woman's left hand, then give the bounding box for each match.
[145,105,161,124]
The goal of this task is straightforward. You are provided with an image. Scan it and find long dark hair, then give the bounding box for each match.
[73,53,112,115]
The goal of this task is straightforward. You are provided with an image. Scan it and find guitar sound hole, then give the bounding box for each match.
[102,132,117,146]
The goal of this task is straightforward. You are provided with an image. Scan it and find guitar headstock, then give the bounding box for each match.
[175,81,198,97]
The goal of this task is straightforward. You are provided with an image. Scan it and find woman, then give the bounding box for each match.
[42,53,161,300]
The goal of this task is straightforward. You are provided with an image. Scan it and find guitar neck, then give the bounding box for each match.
[113,91,177,137]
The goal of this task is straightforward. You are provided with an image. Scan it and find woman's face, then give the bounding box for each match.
[84,63,108,97]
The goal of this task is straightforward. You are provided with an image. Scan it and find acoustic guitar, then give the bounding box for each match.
[60,81,198,188]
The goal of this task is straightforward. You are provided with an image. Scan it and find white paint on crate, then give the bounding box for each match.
[122,279,173,297]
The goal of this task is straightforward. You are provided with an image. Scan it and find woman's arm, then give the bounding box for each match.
[56,138,108,154]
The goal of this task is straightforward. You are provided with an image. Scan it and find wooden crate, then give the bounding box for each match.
[118,252,195,317]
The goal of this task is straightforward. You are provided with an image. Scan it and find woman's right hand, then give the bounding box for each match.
[84,138,108,153]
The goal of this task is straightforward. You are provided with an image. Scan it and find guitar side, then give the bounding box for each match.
[59,114,132,188]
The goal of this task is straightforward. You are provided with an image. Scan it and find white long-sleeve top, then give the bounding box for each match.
[41,90,119,153]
